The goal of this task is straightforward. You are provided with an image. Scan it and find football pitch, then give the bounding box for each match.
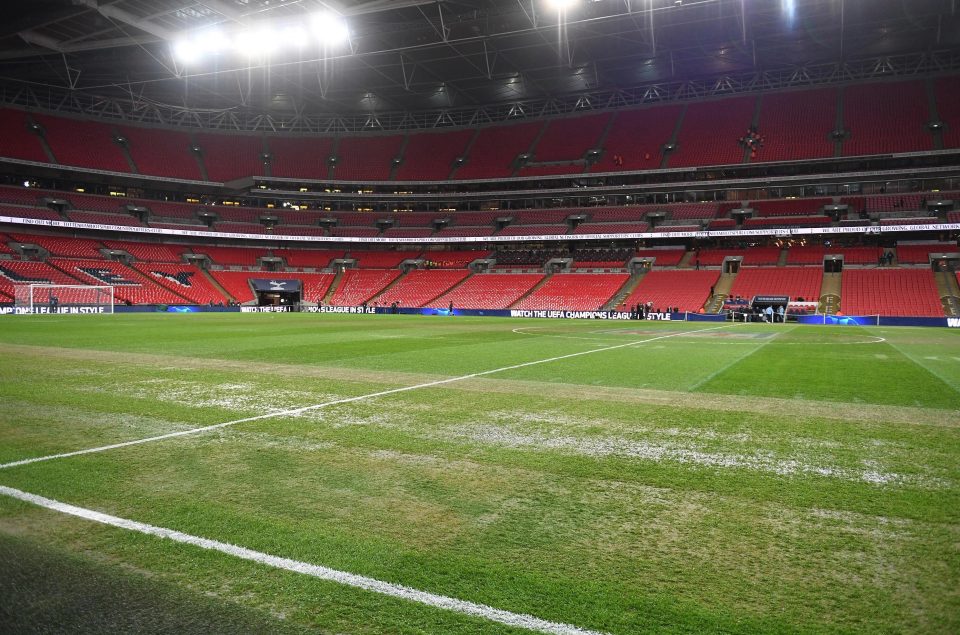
[0,313,958,634]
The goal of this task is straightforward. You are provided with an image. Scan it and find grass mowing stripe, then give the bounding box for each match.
[686,324,796,391]
[0,485,608,635]
[881,337,960,396]
[0,324,731,472]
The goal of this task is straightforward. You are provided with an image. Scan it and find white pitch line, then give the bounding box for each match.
[0,485,607,635]
[0,324,731,471]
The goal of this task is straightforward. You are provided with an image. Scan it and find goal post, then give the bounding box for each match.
[14,284,115,314]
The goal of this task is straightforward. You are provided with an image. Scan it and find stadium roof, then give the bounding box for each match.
[1,0,958,121]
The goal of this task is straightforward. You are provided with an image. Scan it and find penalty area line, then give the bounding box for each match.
[0,324,730,471]
[0,484,607,635]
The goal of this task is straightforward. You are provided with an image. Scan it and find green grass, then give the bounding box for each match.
[0,313,958,633]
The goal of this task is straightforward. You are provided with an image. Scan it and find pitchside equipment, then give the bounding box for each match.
[14,284,114,314]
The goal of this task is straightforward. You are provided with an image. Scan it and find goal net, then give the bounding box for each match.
[14,284,115,314]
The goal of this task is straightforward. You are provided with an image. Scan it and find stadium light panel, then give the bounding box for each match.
[310,13,350,45]
[172,39,201,64]
[546,0,579,11]
[196,28,230,55]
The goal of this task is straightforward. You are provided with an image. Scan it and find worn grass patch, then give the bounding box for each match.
[0,314,958,634]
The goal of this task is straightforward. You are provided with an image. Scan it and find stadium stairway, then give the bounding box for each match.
[819,272,842,314]
[201,268,236,304]
[704,271,737,312]
[508,272,553,308]
[603,269,647,310]
[423,270,474,307]
[322,267,346,304]
[934,268,960,316]
[369,269,408,303]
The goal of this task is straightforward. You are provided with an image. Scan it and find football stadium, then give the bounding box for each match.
[0,1,959,633]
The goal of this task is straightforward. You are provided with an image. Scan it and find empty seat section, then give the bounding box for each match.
[455,122,542,180]
[515,273,628,311]
[396,129,473,180]
[512,209,572,224]
[273,249,344,268]
[10,234,103,258]
[841,269,942,317]
[635,248,686,266]
[67,211,144,226]
[374,269,471,307]
[0,205,62,221]
[268,136,335,180]
[595,104,682,172]
[351,250,421,268]
[328,269,401,305]
[0,109,48,162]
[842,81,932,156]
[118,125,203,180]
[669,96,755,168]
[586,207,649,222]
[531,113,610,162]
[668,203,719,220]
[133,263,225,304]
[695,249,747,266]
[837,246,884,265]
[741,247,783,265]
[729,267,823,301]
[421,250,490,268]
[0,185,46,206]
[215,222,269,234]
[623,270,719,312]
[897,243,959,264]
[517,164,585,177]
[428,273,543,309]
[103,240,183,262]
[144,200,201,219]
[33,114,130,173]
[189,246,265,266]
[194,132,265,181]
[334,135,405,181]
[435,226,496,237]
[50,258,187,305]
[936,76,960,149]
[0,261,85,298]
[210,271,334,303]
[753,198,830,216]
[213,207,264,223]
[754,88,836,162]
[786,245,827,265]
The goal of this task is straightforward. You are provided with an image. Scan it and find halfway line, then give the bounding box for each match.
[0,484,607,635]
[0,324,730,471]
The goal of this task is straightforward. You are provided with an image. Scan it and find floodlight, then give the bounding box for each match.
[280,26,308,48]
[173,39,201,64]
[234,28,280,57]
[195,28,230,55]
[309,13,350,45]
[546,0,579,11]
